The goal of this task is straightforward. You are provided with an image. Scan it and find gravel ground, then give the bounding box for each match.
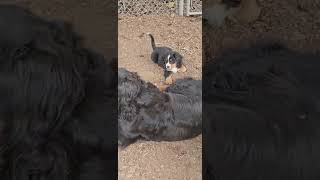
[118,15,202,180]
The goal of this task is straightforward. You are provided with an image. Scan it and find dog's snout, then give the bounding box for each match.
[166,62,171,69]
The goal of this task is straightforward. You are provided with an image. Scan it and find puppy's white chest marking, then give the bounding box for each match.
[171,67,178,73]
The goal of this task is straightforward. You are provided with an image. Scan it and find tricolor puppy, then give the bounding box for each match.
[147,33,187,84]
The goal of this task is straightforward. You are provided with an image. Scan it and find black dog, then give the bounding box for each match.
[147,33,187,84]
[118,68,201,148]
[0,5,117,180]
[203,42,320,180]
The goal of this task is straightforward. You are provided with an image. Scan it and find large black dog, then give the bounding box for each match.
[0,5,117,180]
[118,68,202,148]
[203,43,320,180]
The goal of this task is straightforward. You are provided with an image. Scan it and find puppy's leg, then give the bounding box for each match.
[178,64,187,73]
[164,71,173,85]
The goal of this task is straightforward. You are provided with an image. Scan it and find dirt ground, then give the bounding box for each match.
[119,16,202,83]
[204,0,320,61]
[118,16,202,180]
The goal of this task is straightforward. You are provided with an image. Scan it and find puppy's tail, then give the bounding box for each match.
[146,33,156,50]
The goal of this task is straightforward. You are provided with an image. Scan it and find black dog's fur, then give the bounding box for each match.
[0,5,117,179]
[118,68,202,148]
[203,43,320,180]
[147,33,185,83]
[222,0,242,8]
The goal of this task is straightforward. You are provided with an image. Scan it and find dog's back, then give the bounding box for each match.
[163,78,202,140]
[166,78,202,99]
[203,43,320,180]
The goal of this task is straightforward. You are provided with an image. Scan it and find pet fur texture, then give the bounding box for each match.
[0,5,117,180]
[203,42,320,180]
[118,68,202,148]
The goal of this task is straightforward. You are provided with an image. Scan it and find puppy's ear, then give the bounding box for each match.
[172,52,183,67]
[172,53,177,59]
[172,52,182,60]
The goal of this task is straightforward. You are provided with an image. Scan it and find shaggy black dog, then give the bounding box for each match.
[0,5,117,180]
[203,43,320,180]
[118,68,202,148]
[147,33,187,84]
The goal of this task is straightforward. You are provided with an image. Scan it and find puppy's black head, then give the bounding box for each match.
[164,52,183,73]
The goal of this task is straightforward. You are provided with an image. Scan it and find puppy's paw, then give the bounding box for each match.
[165,76,173,85]
[178,64,187,73]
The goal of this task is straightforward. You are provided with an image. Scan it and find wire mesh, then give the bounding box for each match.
[190,0,202,13]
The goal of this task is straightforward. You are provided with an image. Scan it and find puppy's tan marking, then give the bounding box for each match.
[158,84,169,92]
[165,74,173,85]
[178,64,187,73]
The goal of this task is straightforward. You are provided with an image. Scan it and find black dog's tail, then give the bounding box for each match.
[146,33,156,50]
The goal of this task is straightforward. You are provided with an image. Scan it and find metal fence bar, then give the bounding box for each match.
[178,0,184,16]
[186,0,191,16]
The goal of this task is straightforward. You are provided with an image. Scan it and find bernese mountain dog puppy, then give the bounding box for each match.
[118,68,201,148]
[147,33,187,84]
[203,42,320,180]
[0,4,117,180]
